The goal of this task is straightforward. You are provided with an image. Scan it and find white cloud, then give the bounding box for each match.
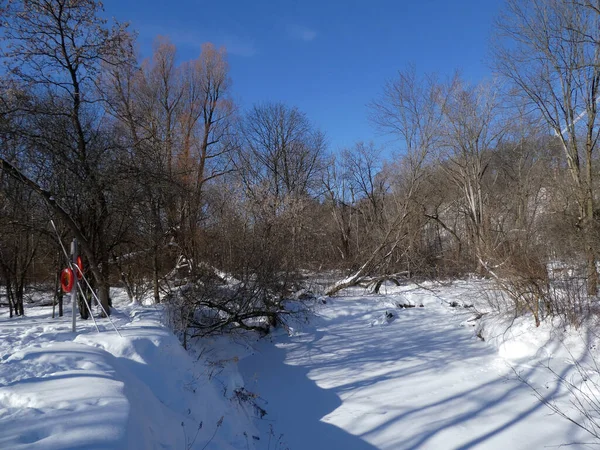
[287,24,317,42]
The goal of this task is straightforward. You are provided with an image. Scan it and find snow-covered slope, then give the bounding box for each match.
[0,295,256,450]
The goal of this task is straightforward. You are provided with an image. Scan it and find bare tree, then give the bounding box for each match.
[342,142,388,231]
[239,103,326,201]
[102,39,235,301]
[0,0,133,315]
[494,0,600,295]
[324,68,446,295]
[439,78,505,273]
[322,154,357,263]
[0,166,42,316]
[237,102,327,269]
[102,37,184,303]
[178,43,236,271]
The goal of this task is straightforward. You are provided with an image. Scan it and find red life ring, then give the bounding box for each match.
[61,268,74,293]
[76,256,83,280]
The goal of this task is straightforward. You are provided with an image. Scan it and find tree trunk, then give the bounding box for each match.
[119,269,135,303]
[6,278,13,319]
[52,270,57,319]
[585,146,598,296]
[15,282,24,316]
[586,237,598,296]
[153,248,160,304]
[79,290,90,320]
[97,282,111,317]
[58,287,63,317]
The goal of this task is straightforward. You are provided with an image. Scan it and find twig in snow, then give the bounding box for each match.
[201,416,224,450]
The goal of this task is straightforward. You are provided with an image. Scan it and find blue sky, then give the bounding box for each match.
[101,0,504,153]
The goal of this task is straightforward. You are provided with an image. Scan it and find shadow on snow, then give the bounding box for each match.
[240,298,588,449]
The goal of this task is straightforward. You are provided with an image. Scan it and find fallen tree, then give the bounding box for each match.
[325,221,408,296]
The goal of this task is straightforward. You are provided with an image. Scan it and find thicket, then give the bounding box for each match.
[1,0,600,335]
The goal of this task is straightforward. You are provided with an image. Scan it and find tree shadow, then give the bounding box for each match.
[239,298,590,449]
[240,335,380,450]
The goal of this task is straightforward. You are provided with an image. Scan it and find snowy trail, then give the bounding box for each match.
[240,284,589,450]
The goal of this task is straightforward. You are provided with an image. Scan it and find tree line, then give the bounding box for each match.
[1,0,599,331]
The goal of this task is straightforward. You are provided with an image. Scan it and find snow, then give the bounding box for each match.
[239,281,595,449]
[1,280,599,449]
[0,292,256,450]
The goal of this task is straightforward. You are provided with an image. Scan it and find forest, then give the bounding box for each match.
[1,0,599,338]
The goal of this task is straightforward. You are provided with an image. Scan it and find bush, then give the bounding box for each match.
[164,266,293,347]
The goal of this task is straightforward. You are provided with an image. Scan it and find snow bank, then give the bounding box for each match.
[0,299,257,450]
[476,314,557,361]
[472,302,600,365]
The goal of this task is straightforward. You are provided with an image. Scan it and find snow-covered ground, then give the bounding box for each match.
[0,291,256,450]
[1,280,599,449]
[240,281,597,449]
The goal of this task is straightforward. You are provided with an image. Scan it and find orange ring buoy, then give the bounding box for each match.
[76,256,83,280]
[61,268,74,293]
